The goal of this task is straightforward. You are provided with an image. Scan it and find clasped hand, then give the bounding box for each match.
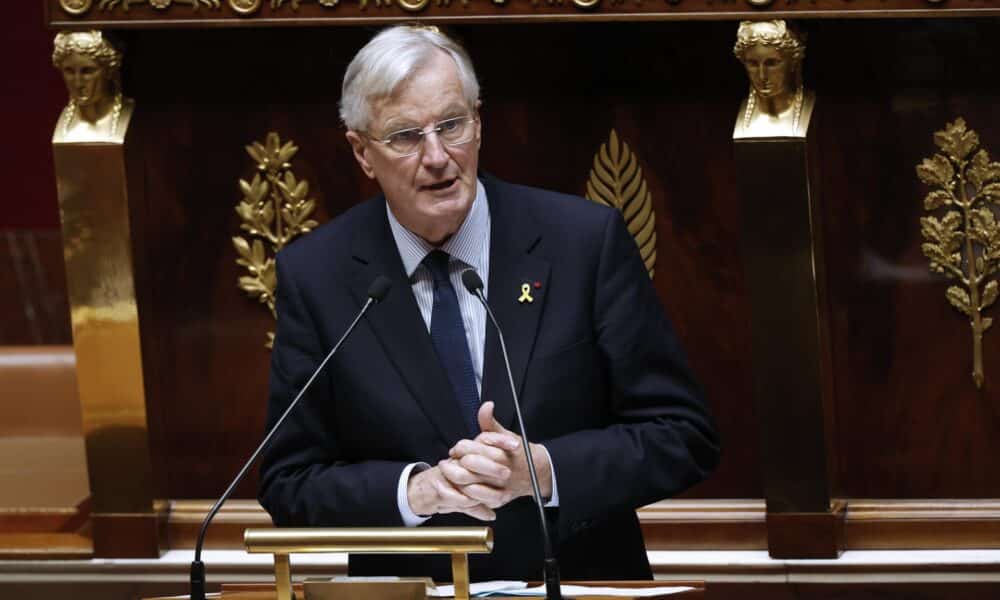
[406,401,552,521]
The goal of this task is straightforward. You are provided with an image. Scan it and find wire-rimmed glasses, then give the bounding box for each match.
[368,115,478,157]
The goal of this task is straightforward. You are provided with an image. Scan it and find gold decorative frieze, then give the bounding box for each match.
[233,132,320,348]
[61,0,641,15]
[55,0,1000,19]
[263,0,342,9]
[917,118,1000,389]
[96,0,220,11]
[585,129,657,278]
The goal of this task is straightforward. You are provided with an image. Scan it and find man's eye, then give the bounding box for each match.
[389,130,421,145]
[439,119,461,133]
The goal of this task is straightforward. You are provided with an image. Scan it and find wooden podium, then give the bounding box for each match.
[145,527,704,600]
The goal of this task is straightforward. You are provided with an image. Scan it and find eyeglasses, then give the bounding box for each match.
[368,115,478,157]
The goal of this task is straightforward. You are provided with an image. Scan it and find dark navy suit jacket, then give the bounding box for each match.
[258,172,719,582]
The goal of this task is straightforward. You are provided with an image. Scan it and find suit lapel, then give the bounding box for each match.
[348,200,470,446]
[481,176,551,433]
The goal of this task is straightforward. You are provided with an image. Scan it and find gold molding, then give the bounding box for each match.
[585,129,657,278]
[233,132,320,349]
[916,117,1000,389]
[97,0,221,11]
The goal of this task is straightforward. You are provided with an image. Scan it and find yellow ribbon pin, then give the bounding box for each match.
[518,283,534,303]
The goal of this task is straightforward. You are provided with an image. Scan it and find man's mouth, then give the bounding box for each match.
[422,178,457,192]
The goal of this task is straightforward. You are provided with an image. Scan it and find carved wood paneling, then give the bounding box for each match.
[122,22,762,501]
[53,20,1000,509]
[810,20,1000,499]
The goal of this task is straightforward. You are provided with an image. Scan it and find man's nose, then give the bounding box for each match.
[421,132,449,168]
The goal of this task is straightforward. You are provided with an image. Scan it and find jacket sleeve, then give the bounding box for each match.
[257,253,409,527]
[542,209,720,527]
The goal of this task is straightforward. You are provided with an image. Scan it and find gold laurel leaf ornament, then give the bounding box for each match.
[234,132,321,349]
[917,117,1000,389]
[585,129,657,278]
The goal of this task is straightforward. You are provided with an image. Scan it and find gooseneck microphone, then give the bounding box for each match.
[461,269,563,600]
[190,276,392,600]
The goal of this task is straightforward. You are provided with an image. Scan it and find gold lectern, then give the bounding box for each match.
[244,527,493,600]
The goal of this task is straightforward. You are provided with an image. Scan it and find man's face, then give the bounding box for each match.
[742,44,791,100]
[347,51,481,245]
[60,53,107,108]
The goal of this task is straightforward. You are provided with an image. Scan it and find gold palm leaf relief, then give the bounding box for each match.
[233,131,320,349]
[916,117,1000,389]
[585,129,657,278]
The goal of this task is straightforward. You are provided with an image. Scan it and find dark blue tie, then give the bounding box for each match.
[424,250,480,436]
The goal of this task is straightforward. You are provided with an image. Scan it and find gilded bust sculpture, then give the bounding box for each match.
[52,31,134,144]
[732,20,815,139]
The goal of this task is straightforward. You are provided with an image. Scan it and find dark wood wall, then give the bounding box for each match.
[43,18,1000,503]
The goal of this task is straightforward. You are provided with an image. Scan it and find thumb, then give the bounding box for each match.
[478,401,511,435]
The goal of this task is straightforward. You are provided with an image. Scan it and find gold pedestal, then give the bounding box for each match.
[52,110,163,557]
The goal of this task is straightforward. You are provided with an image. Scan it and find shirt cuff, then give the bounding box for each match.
[397,462,432,527]
[538,445,559,507]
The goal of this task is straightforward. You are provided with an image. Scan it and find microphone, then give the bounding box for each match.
[461,269,562,600]
[190,275,392,600]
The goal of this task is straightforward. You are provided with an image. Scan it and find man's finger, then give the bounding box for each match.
[462,503,497,521]
[430,472,479,509]
[477,401,514,436]
[439,458,485,486]
[440,458,508,488]
[462,483,512,509]
[458,453,511,482]
[473,431,520,452]
[449,439,510,463]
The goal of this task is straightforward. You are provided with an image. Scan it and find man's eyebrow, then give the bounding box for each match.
[380,104,470,133]
[381,117,420,133]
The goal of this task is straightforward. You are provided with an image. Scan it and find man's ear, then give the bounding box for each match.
[345,130,376,180]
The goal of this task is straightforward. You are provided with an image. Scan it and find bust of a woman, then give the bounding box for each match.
[732,20,814,139]
[52,31,134,144]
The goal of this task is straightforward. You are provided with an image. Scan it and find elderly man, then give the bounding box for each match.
[258,25,719,582]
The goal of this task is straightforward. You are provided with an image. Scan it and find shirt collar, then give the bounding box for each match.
[387,179,490,278]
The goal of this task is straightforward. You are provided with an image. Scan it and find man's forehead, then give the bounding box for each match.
[369,91,468,131]
[364,52,466,121]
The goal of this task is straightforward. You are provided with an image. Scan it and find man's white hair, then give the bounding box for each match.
[339,25,481,132]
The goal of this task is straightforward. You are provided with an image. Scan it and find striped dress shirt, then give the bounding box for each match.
[386,179,491,392]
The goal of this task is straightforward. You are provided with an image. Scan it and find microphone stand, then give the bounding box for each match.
[462,270,562,600]
[190,277,391,600]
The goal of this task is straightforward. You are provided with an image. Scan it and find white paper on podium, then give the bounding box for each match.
[429,581,693,597]
[428,581,528,597]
